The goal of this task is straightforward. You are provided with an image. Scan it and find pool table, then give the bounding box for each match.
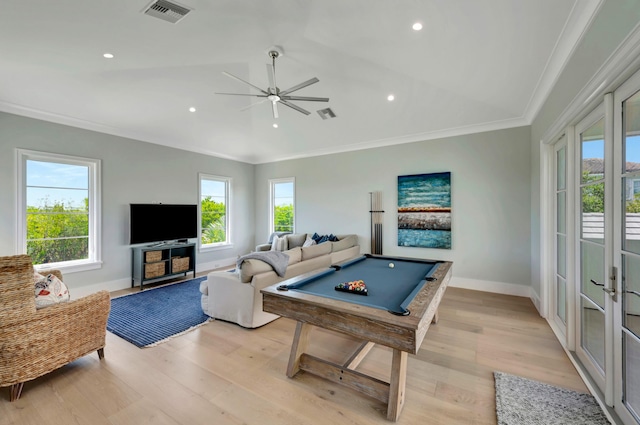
[261,254,453,421]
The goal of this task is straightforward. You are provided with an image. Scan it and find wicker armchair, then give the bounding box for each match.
[0,255,110,401]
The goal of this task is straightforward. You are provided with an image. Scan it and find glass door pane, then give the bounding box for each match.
[623,332,640,420]
[581,241,605,308]
[582,297,606,371]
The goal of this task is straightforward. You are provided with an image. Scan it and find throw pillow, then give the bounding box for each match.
[270,235,288,251]
[302,236,316,247]
[34,273,70,309]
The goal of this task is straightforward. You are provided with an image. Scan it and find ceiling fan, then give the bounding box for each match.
[215,48,329,119]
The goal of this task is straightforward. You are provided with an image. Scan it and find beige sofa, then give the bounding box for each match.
[200,234,359,328]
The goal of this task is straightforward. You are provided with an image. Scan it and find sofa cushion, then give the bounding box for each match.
[284,246,302,265]
[301,241,331,261]
[286,233,307,249]
[239,259,273,283]
[331,235,357,252]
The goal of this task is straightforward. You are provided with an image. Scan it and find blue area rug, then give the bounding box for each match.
[107,277,210,348]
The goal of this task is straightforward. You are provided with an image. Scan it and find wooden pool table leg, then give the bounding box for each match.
[387,349,408,421]
[432,308,439,324]
[286,321,312,378]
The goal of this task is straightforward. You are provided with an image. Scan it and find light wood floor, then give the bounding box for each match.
[0,285,588,425]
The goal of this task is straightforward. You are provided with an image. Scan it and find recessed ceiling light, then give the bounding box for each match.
[103,53,114,59]
[412,22,423,31]
[189,107,196,112]
[273,123,278,128]
[387,94,395,101]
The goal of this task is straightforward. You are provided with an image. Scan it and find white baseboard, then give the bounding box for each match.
[449,276,532,298]
[70,277,132,299]
[530,290,542,314]
[69,256,238,299]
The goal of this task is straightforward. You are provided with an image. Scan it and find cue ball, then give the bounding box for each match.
[389,262,395,268]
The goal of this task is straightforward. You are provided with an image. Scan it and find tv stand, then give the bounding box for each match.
[131,242,196,290]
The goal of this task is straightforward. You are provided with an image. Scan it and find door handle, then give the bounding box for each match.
[590,270,617,302]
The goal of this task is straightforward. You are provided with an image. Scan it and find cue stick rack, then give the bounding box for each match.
[369,191,384,255]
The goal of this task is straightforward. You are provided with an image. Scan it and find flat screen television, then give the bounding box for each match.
[130,203,198,245]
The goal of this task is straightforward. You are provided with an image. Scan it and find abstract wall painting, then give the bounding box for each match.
[397,172,451,249]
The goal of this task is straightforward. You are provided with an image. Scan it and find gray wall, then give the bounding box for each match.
[0,112,255,290]
[256,126,532,287]
[530,0,640,297]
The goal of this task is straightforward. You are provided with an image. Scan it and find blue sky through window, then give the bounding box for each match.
[274,181,293,206]
[582,136,640,164]
[201,179,226,203]
[26,160,88,209]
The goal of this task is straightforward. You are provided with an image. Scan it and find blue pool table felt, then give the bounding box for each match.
[280,256,439,314]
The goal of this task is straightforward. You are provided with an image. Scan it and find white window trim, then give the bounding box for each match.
[16,149,102,273]
[199,173,232,252]
[269,177,296,235]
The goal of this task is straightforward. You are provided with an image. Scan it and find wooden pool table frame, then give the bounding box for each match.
[261,255,453,421]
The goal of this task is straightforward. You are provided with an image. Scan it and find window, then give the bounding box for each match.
[269,178,295,234]
[199,174,230,248]
[17,149,101,271]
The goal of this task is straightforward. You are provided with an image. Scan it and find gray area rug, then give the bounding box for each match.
[494,371,610,425]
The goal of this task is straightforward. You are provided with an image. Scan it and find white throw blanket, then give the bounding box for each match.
[236,251,289,277]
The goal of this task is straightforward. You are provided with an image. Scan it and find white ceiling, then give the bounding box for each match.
[0,0,601,164]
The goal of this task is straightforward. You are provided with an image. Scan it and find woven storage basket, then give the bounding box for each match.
[172,256,189,273]
[145,251,162,262]
[144,262,165,279]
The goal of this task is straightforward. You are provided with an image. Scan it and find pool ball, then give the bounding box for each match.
[389,263,395,268]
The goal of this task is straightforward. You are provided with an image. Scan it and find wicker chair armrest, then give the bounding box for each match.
[0,291,111,387]
[37,269,63,281]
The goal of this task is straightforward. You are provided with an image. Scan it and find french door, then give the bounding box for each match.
[571,68,640,424]
[613,69,640,424]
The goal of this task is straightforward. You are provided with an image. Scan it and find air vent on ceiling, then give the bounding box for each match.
[143,0,191,24]
[317,108,337,120]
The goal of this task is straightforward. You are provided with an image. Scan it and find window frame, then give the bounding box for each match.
[269,177,296,235]
[16,149,102,273]
[198,173,232,251]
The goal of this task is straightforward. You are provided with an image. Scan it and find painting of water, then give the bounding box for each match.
[398,172,451,249]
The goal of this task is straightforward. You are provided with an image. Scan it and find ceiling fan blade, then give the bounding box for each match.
[266,63,277,93]
[240,99,267,112]
[271,101,279,119]
[281,95,329,102]
[222,71,269,95]
[279,99,311,115]
[215,92,268,97]
[279,77,320,96]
